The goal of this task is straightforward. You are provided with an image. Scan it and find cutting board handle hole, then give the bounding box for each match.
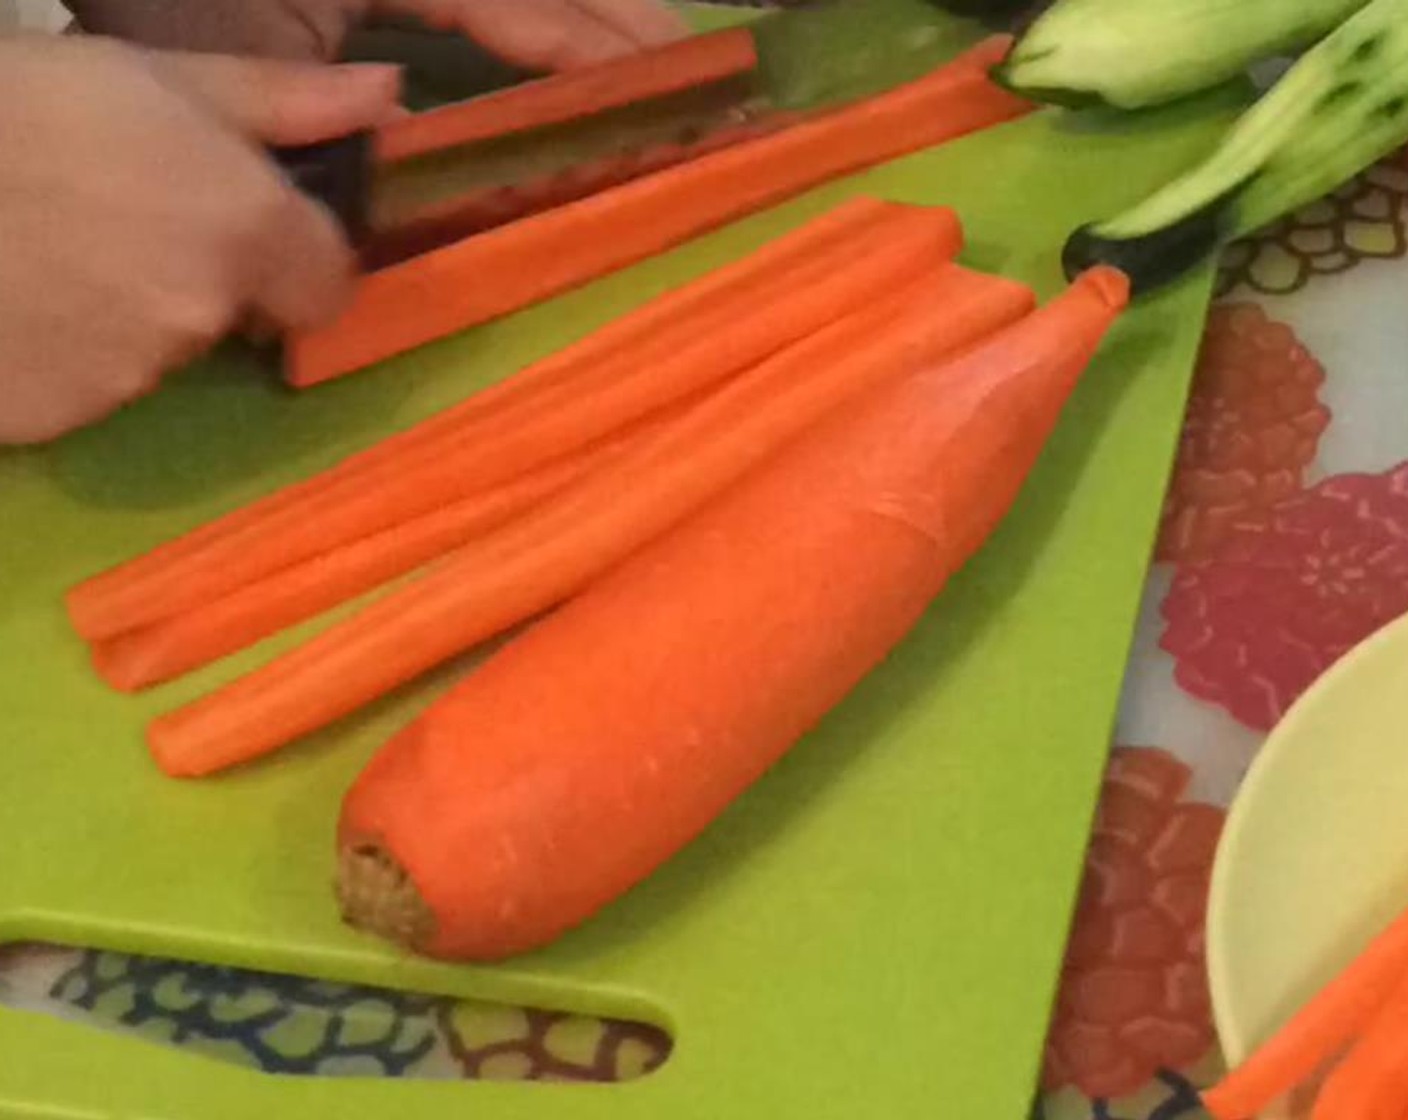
[1,942,675,1083]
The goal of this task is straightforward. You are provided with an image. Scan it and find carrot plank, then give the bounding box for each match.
[374,28,759,165]
[145,267,1099,785]
[87,430,627,692]
[327,267,1128,960]
[358,197,901,437]
[1308,966,1408,1120]
[68,197,901,642]
[363,113,795,271]
[73,205,957,643]
[286,36,1029,386]
[1204,901,1408,1120]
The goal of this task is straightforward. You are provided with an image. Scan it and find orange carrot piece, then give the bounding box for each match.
[1204,902,1408,1120]
[327,267,1128,961]
[146,263,1052,780]
[67,197,898,638]
[375,29,759,165]
[73,206,957,643]
[364,112,797,271]
[1309,966,1408,1120]
[286,36,1029,386]
[359,197,899,439]
[88,431,626,692]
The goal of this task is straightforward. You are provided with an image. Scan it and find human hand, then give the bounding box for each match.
[0,36,400,444]
[66,0,691,71]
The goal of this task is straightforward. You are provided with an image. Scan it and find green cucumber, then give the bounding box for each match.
[1065,0,1408,293]
[995,0,1368,110]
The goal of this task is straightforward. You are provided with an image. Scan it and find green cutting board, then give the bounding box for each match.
[0,23,1241,1120]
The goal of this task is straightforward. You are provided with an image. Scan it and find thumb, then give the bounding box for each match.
[246,193,358,332]
[145,52,402,145]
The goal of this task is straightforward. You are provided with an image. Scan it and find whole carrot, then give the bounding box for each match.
[326,267,1129,960]
[287,36,1029,384]
[146,263,1038,778]
[72,204,957,643]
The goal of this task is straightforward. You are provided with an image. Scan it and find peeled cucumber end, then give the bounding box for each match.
[1062,200,1230,296]
[989,62,1113,110]
[1060,0,1408,296]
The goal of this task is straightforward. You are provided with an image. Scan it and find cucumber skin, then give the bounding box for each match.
[1065,0,1408,293]
[1062,196,1235,294]
[1001,0,1369,110]
[987,65,1111,110]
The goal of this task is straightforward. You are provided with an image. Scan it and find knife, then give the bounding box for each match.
[271,0,995,270]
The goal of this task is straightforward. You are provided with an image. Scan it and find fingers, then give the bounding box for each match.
[383,0,638,70]
[146,53,403,144]
[461,0,633,70]
[138,52,370,329]
[245,189,358,331]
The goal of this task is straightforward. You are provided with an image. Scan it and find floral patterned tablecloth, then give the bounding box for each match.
[7,8,1408,1119]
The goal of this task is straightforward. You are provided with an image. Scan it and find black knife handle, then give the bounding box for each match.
[269,132,374,246]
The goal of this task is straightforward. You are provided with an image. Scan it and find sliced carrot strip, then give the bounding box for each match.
[286,36,1028,386]
[72,205,956,642]
[374,28,759,165]
[363,113,796,271]
[67,196,895,628]
[1204,901,1408,1120]
[1309,966,1408,1120]
[344,197,899,447]
[88,430,623,692]
[147,261,1037,777]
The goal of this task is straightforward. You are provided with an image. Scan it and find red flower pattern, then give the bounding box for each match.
[1044,748,1224,1101]
[1156,304,1330,565]
[1161,464,1408,731]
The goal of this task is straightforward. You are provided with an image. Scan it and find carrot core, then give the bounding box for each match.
[337,844,435,948]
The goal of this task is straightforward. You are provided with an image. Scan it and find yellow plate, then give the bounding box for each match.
[1208,610,1408,1073]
